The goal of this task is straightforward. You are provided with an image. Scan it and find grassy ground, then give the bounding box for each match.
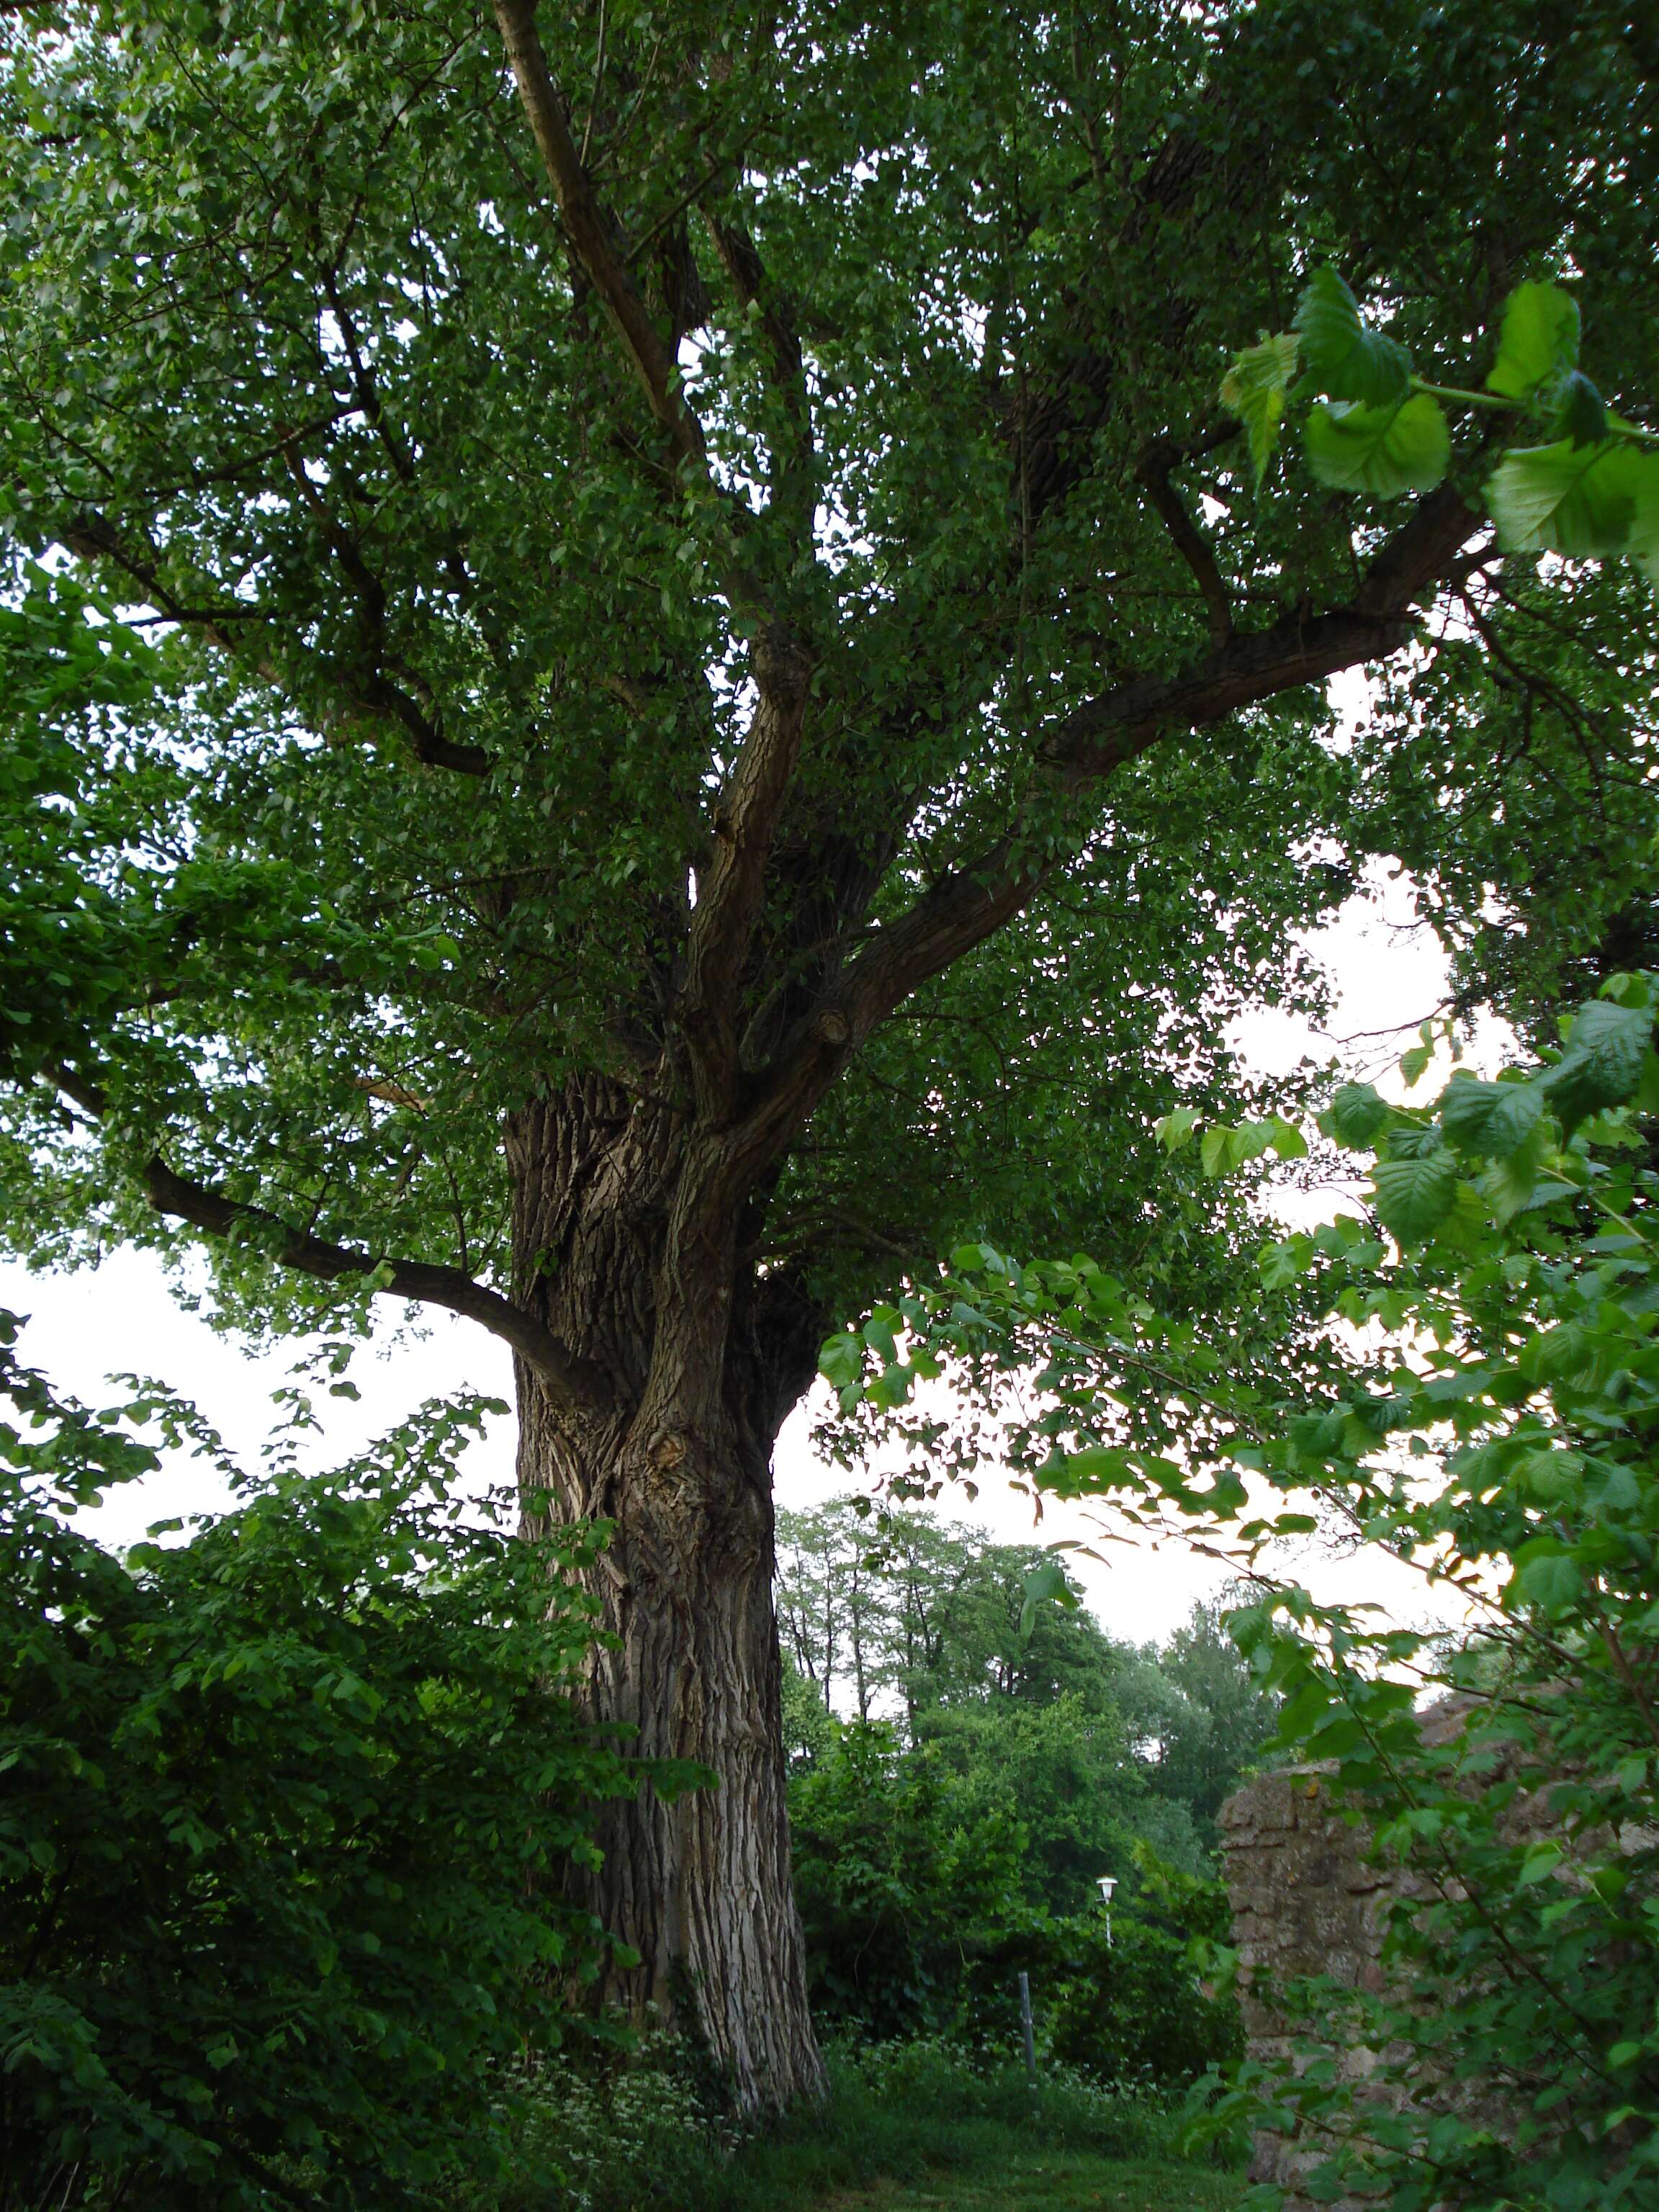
[485,2039,1247,2212]
[817,2149,1242,2210]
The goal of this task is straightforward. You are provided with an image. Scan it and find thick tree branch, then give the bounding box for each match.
[677,627,816,1120]
[45,1066,607,1413]
[1048,480,1480,781]
[738,482,1483,1161]
[491,0,706,475]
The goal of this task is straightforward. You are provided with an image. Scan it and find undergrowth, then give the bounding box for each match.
[451,2033,1234,2211]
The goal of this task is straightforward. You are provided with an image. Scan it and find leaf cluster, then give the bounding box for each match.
[0,1330,648,2211]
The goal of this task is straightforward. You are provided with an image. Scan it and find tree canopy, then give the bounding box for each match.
[2,1,1653,1334]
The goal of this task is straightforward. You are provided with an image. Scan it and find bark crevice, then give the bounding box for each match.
[508,1078,827,2111]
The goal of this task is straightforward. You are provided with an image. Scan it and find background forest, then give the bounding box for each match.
[775,1503,1273,2056]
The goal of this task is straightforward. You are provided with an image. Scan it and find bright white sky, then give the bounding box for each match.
[3,840,1518,1647]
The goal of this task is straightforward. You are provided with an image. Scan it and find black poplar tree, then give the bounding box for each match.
[2,0,1655,2107]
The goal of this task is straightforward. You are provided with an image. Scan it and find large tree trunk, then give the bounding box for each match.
[506,1081,827,2113]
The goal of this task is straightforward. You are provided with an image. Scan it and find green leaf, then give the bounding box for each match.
[1516,1838,1565,1885]
[1293,269,1411,406]
[1218,330,1300,486]
[818,1333,865,1391]
[1265,1115,1308,1161]
[1516,1553,1584,1614]
[1486,282,1581,401]
[1541,998,1653,1129]
[1438,1075,1546,1160]
[1019,1555,1079,1640]
[1478,1118,1557,1225]
[1200,1121,1276,1177]
[1305,395,1450,499]
[863,1312,899,1364]
[1370,1148,1460,1244]
[1154,1105,1201,1152]
[1324,1084,1392,1148]
[1485,438,1659,561]
[1552,371,1608,449]
[1259,1233,1315,1290]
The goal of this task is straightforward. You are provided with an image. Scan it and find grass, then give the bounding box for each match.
[479,2037,1247,2212]
[817,2150,1241,2209]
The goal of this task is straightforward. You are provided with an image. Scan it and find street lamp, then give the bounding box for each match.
[1095,1874,1117,1946]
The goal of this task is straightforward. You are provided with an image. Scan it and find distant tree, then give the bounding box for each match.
[1115,1597,1281,1836]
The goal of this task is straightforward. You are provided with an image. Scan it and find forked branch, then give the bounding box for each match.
[739,481,1483,1160]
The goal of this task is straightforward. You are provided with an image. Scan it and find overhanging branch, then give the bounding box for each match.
[45,1066,607,1413]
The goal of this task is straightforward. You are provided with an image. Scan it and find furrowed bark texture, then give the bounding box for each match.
[506,1081,827,2110]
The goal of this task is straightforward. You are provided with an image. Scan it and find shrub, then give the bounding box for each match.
[788,1719,1025,2036]
[956,1880,1244,2091]
[0,1323,639,2211]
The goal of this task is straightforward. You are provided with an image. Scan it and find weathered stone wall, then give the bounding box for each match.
[1219,1763,1401,2209]
[1218,1700,1626,2210]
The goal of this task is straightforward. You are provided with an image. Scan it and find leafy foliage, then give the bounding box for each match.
[787,1719,1239,2090]
[1223,264,1659,570]
[466,2034,1210,2212]
[788,1719,1028,2038]
[0,1,1652,1354]
[0,1326,642,2211]
[776,1500,1277,1878]
[825,976,1659,2207]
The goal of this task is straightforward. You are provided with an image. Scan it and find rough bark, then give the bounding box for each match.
[505,1079,827,2112]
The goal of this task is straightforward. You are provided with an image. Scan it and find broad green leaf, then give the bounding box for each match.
[1324,1084,1392,1148]
[1370,1147,1460,1244]
[1293,269,1411,406]
[1541,998,1653,1128]
[1199,1126,1232,1177]
[863,1311,899,1364]
[1019,1555,1079,1639]
[1486,282,1581,400]
[1201,1122,1275,1177]
[1259,1233,1315,1290]
[1305,395,1450,498]
[1478,1120,1559,1225]
[1265,1115,1308,1161]
[1516,1838,1565,1884]
[1438,1075,1546,1160]
[1485,438,1659,561]
[1219,330,1300,486]
[1154,1105,1201,1152]
[818,1332,865,1390]
[1515,1553,1584,1614]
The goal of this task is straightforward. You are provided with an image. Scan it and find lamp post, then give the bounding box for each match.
[1095,1873,1117,1947]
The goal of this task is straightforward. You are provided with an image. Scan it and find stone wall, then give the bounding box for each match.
[1218,1763,1401,2209]
[1218,1699,1633,2209]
